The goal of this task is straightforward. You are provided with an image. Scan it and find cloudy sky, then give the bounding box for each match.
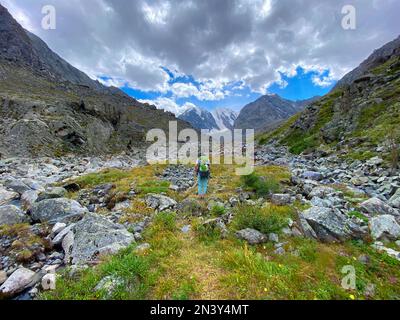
[2,0,399,114]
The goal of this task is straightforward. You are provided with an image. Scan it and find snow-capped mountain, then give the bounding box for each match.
[212,108,238,131]
[178,105,238,132]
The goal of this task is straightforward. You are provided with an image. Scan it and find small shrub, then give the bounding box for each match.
[231,205,290,235]
[210,204,227,216]
[241,172,279,196]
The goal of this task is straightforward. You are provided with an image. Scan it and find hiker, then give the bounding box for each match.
[195,154,211,198]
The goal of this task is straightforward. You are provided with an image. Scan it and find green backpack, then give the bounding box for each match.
[199,157,210,178]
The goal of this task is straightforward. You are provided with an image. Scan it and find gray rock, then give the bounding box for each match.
[360,198,398,216]
[389,189,400,209]
[21,190,39,211]
[41,273,56,291]
[5,179,31,195]
[0,205,29,226]
[52,224,75,246]
[37,187,68,202]
[146,194,177,211]
[0,268,37,298]
[309,186,336,198]
[301,171,323,181]
[0,187,19,206]
[67,214,135,265]
[301,206,362,242]
[94,276,124,298]
[369,215,400,241]
[271,194,291,206]
[62,231,75,264]
[0,271,7,285]
[274,247,286,255]
[51,222,67,236]
[236,228,267,245]
[268,233,279,243]
[31,198,87,224]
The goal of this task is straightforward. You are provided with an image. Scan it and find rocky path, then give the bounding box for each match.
[1,145,400,300]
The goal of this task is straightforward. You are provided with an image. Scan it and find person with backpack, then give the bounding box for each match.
[195,154,211,199]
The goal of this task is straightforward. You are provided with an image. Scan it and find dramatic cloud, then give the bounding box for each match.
[1,0,399,107]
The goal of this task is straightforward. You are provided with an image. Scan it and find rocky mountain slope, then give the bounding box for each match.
[178,105,237,132]
[234,94,318,133]
[0,4,191,158]
[259,35,400,163]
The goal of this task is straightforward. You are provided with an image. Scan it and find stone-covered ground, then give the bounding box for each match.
[1,146,400,300]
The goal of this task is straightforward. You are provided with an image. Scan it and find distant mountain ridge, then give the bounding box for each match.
[234,94,320,133]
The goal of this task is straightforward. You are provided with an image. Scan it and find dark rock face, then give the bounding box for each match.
[0,4,192,158]
[335,36,400,89]
[234,94,318,133]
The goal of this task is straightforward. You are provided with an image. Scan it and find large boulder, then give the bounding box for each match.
[146,194,177,211]
[0,187,19,206]
[301,206,366,242]
[235,228,267,245]
[0,268,38,298]
[4,179,31,195]
[30,198,87,224]
[370,215,400,241]
[65,214,135,265]
[37,187,68,202]
[389,189,400,209]
[0,205,29,226]
[360,198,399,216]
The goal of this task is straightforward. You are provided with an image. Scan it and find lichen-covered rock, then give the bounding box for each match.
[369,215,400,241]
[146,194,177,211]
[0,205,29,226]
[37,187,68,202]
[301,206,366,242]
[389,189,400,209]
[21,190,39,211]
[271,194,291,205]
[31,198,87,224]
[235,228,267,245]
[4,179,31,195]
[360,198,399,216]
[66,214,134,265]
[0,187,19,206]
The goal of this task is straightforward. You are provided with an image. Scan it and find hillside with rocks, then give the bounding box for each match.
[234,94,318,133]
[258,35,400,164]
[0,5,191,158]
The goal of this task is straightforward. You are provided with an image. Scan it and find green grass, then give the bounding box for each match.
[347,211,369,223]
[137,180,170,194]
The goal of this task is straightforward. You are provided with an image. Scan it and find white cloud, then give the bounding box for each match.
[3,0,400,97]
